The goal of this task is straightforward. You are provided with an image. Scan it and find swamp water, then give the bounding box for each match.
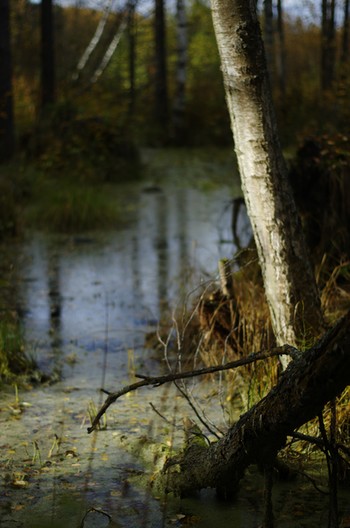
[0,150,347,528]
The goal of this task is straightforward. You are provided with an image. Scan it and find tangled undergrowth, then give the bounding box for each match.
[152,249,350,486]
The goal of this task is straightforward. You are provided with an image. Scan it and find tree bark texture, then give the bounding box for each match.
[0,0,14,160]
[210,0,323,360]
[166,311,350,497]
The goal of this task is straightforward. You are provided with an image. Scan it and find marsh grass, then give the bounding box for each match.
[173,255,350,464]
[319,258,350,322]
[26,179,125,233]
[0,318,35,382]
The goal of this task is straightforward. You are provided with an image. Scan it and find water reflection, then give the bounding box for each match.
[0,158,259,528]
[18,180,251,381]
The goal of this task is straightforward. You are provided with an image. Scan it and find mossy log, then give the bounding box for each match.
[164,311,350,497]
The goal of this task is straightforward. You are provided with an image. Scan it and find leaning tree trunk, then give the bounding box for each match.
[210,0,323,363]
[166,311,350,497]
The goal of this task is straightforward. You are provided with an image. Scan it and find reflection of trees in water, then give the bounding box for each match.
[47,248,62,363]
[175,188,191,296]
[155,191,169,311]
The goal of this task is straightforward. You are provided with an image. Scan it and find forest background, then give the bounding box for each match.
[1,0,350,164]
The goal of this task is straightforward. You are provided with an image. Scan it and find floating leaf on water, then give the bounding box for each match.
[12,479,28,488]
[11,504,25,511]
[110,490,122,497]
[65,449,78,458]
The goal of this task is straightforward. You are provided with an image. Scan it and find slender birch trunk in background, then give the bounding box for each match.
[90,15,127,84]
[210,0,323,365]
[72,0,113,81]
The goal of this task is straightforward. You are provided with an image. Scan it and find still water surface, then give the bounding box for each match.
[0,150,336,528]
[1,149,254,528]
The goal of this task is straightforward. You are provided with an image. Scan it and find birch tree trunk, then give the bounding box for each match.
[210,0,323,363]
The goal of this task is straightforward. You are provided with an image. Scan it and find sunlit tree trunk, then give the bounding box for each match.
[0,0,14,161]
[321,0,336,90]
[171,0,188,143]
[210,0,323,365]
[41,0,55,110]
[154,0,168,136]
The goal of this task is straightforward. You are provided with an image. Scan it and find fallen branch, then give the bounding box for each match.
[87,343,297,433]
[163,310,350,497]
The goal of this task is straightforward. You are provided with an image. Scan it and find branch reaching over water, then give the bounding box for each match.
[87,344,298,433]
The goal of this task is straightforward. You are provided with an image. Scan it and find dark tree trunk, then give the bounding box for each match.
[171,0,187,143]
[276,0,286,98]
[154,0,168,136]
[165,312,350,498]
[263,0,275,83]
[321,0,336,90]
[341,0,350,64]
[0,0,14,161]
[41,0,55,110]
[127,0,136,115]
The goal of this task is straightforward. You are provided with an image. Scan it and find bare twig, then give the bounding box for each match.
[87,344,295,433]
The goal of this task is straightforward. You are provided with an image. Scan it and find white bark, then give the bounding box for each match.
[90,16,127,84]
[210,0,322,363]
[72,0,113,81]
